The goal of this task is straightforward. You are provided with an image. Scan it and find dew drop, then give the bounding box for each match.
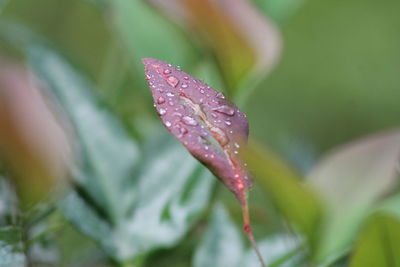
[234,150,239,155]
[184,76,189,80]
[168,101,174,106]
[225,120,232,126]
[166,92,175,97]
[172,112,182,117]
[182,116,198,126]
[163,69,171,74]
[157,96,166,104]
[213,105,235,116]
[158,108,167,116]
[216,92,225,99]
[181,83,188,89]
[211,112,218,118]
[200,89,205,94]
[145,74,151,80]
[166,76,179,87]
[234,142,240,148]
[165,121,172,127]
[204,145,209,150]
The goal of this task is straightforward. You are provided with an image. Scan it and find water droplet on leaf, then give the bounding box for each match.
[182,116,198,126]
[166,76,179,87]
[213,105,235,116]
[216,92,225,99]
[157,96,166,104]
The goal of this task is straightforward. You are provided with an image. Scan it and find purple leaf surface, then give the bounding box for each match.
[143,58,266,267]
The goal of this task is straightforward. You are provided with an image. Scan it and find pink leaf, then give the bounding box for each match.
[143,58,267,267]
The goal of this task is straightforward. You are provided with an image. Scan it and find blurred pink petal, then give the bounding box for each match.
[0,58,72,207]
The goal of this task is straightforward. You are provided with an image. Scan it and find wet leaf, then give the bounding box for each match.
[0,226,26,267]
[143,58,266,266]
[349,214,400,267]
[307,129,400,261]
[143,58,249,203]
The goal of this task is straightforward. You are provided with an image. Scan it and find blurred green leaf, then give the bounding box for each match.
[252,0,307,24]
[0,226,26,267]
[243,142,322,247]
[8,25,215,263]
[193,204,244,267]
[349,214,400,267]
[27,45,140,223]
[61,137,214,261]
[308,129,400,261]
[110,0,197,77]
[378,193,400,219]
[242,235,305,267]
[193,203,306,267]
[0,179,17,226]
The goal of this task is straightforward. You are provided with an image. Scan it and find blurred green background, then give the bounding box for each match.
[0,0,400,266]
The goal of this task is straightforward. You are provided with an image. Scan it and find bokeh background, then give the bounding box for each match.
[0,0,400,266]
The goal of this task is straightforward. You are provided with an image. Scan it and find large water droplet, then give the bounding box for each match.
[182,116,198,126]
[166,76,179,87]
[213,105,235,116]
[216,92,225,99]
[172,112,182,117]
[157,96,166,104]
[158,108,166,116]
[165,121,172,127]
[210,126,229,146]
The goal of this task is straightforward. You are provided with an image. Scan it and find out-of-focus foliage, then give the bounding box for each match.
[0,59,70,208]
[308,130,400,261]
[0,0,399,266]
[0,226,26,266]
[349,214,400,267]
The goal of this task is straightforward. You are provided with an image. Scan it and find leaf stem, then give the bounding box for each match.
[242,198,267,267]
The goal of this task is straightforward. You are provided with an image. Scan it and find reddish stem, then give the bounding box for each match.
[242,199,267,267]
